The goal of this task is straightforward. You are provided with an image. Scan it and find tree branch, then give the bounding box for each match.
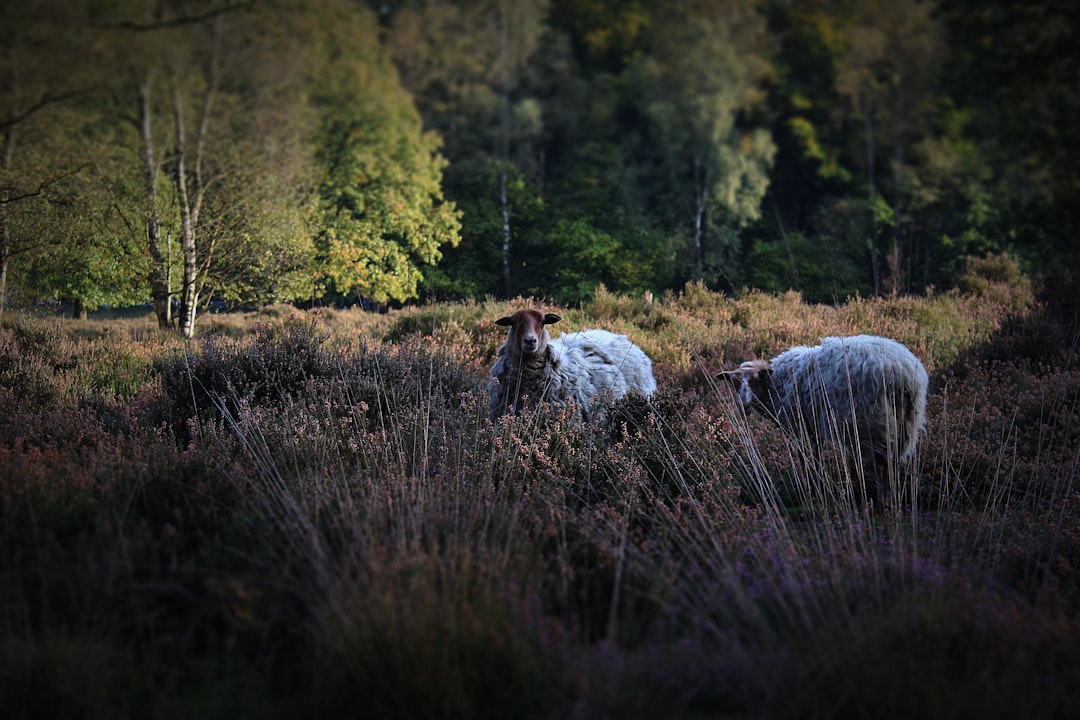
[0,165,88,205]
[96,2,254,32]
[0,91,89,130]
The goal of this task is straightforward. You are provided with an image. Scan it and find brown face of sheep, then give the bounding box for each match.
[495,309,561,355]
[721,360,773,412]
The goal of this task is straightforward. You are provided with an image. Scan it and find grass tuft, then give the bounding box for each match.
[2,263,1078,717]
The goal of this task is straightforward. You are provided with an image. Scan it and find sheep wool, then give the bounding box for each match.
[488,309,656,422]
[729,334,929,505]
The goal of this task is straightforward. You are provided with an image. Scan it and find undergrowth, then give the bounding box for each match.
[1,255,1078,719]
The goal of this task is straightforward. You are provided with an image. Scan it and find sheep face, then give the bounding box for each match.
[726,360,773,413]
[495,309,561,356]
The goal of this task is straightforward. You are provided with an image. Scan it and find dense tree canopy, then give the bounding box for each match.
[309,0,461,305]
[1,0,1075,322]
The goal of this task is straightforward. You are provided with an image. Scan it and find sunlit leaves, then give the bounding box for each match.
[311,1,460,304]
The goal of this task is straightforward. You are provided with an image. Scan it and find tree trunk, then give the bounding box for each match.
[0,245,7,317]
[500,139,512,296]
[170,67,197,338]
[170,18,221,339]
[0,184,8,316]
[136,70,173,330]
[1,125,13,316]
[499,3,512,297]
[692,154,706,279]
[864,83,880,296]
[889,77,905,295]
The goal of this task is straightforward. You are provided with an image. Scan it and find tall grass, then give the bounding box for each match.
[2,255,1078,718]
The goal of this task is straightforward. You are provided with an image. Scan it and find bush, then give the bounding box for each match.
[3,273,1079,717]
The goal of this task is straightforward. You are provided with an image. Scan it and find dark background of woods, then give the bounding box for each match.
[2,0,1077,330]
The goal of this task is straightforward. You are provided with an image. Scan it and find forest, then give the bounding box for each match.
[2,0,1078,336]
[3,2,1080,715]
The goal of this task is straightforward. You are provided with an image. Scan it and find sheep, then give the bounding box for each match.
[487,308,657,422]
[724,334,929,508]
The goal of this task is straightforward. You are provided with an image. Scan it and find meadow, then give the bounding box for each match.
[2,254,1078,719]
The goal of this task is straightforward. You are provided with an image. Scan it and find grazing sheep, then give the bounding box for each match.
[487,308,657,422]
[725,335,929,507]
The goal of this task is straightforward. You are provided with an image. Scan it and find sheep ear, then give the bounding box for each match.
[543,313,561,325]
[495,316,514,327]
[719,363,770,386]
[718,368,748,387]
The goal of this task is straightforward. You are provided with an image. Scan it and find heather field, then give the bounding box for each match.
[2,255,1079,719]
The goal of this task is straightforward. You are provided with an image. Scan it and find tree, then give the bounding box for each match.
[834,0,945,294]
[310,0,460,305]
[902,105,1001,287]
[761,0,855,226]
[0,1,94,315]
[635,0,776,288]
[21,146,149,317]
[91,0,238,334]
[93,0,319,334]
[384,0,547,297]
[420,156,545,301]
[171,3,318,311]
[938,0,1080,271]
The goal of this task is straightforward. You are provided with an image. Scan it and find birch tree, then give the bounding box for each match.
[639,0,775,285]
[100,0,315,335]
[385,0,546,297]
[835,0,945,294]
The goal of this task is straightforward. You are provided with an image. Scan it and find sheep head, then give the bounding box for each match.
[495,309,561,356]
[722,360,773,412]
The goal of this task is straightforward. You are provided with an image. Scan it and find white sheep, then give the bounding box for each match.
[487,308,657,422]
[724,334,929,507]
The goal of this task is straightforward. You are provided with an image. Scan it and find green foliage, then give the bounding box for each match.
[939,0,1080,253]
[540,217,660,304]
[746,230,868,303]
[310,7,461,304]
[424,158,546,300]
[5,0,1077,318]
[517,129,676,301]
[786,116,852,183]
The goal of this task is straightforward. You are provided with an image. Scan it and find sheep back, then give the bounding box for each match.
[766,335,928,462]
[547,329,657,413]
[552,330,652,397]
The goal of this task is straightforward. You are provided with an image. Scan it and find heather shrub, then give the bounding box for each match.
[72,341,157,401]
[190,379,577,717]
[2,314,73,360]
[584,283,674,329]
[958,251,1032,311]
[156,321,339,427]
[2,268,1078,718]
[0,316,82,404]
[384,298,489,346]
[0,329,64,405]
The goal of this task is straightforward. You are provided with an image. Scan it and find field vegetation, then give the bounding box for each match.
[2,254,1078,718]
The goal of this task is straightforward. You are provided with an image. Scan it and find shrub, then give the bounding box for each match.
[155,321,339,430]
[4,272,1079,718]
